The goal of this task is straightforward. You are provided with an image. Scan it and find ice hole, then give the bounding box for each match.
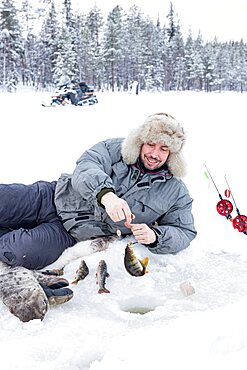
[122,306,155,315]
[120,296,163,315]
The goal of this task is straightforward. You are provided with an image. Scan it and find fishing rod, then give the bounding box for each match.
[204,164,247,234]
[224,175,247,233]
[204,164,233,218]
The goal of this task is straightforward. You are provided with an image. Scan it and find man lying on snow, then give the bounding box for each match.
[0,112,197,321]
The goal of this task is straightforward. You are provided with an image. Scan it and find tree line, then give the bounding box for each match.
[0,0,246,92]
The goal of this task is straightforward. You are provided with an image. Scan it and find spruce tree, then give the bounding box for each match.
[0,0,23,90]
[103,5,125,91]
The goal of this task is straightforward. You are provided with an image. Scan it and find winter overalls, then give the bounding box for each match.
[0,181,75,270]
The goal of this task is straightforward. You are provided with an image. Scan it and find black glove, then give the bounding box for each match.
[34,270,73,306]
[0,264,73,322]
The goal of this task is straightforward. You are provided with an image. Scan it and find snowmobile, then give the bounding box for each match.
[42,81,98,107]
[76,82,98,106]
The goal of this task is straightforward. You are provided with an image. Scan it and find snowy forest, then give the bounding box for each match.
[0,0,247,93]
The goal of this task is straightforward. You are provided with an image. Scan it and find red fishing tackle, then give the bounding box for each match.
[204,165,247,234]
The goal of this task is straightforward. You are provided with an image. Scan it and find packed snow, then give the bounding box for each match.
[1,89,247,370]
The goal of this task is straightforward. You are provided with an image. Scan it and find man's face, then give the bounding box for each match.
[140,142,170,170]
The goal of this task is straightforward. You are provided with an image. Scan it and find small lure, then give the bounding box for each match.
[96,260,110,294]
[71,260,89,285]
[124,241,149,277]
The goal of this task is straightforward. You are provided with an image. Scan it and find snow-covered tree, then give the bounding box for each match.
[164,2,184,90]
[85,6,104,87]
[0,0,23,90]
[103,5,125,91]
[123,5,146,91]
[36,0,60,87]
[184,30,204,90]
[202,40,218,92]
[0,1,247,93]
[53,25,77,84]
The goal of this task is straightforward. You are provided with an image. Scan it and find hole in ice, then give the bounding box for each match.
[119,296,163,315]
[122,306,155,315]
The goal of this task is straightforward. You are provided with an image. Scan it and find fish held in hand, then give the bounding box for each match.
[96,260,110,294]
[124,241,149,277]
[71,260,89,285]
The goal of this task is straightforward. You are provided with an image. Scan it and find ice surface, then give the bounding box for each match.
[1,89,247,369]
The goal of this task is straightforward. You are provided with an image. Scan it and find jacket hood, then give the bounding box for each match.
[121,112,187,177]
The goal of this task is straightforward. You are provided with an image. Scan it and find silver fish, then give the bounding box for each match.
[124,241,149,277]
[96,260,110,294]
[71,260,89,285]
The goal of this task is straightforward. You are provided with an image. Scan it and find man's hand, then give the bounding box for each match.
[125,222,156,245]
[101,192,132,223]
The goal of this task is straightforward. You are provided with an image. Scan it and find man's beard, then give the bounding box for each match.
[139,157,167,173]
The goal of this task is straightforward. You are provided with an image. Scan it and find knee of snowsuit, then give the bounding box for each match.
[0,181,76,270]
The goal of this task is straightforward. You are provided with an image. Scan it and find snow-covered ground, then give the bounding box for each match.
[1,89,247,369]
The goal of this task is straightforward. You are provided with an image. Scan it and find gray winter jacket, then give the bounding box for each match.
[54,138,197,254]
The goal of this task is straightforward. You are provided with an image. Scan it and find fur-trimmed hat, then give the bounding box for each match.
[121,112,186,177]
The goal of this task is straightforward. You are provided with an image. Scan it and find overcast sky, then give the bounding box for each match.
[73,0,246,42]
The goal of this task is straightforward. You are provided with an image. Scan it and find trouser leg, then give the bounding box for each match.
[0,181,76,269]
[0,220,75,269]
[0,181,57,228]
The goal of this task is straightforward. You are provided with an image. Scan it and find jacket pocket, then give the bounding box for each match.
[131,200,160,224]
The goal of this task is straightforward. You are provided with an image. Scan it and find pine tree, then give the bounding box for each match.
[0,0,24,90]
[123,6,146,91]
[192,32,204,90]
[184,30,204,91]
[52,0,78,85]
[20,0,35,36]
[164,2,184,90]
[53,26,77,84]
[141,16,164,91]
[36,0,60,87]
[86,6,104,87]
[19,0,37,86]
[229,40,247,92]
[103,5,125,91]
[202,40,218,92]
[73,12,90,82]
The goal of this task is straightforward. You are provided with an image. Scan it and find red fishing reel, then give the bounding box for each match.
[216,199,233,216]
[232,215,247,232]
